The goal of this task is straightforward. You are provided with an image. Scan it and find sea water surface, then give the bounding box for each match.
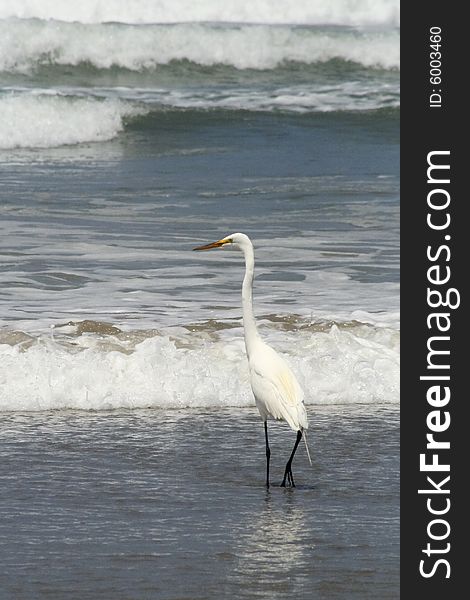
[0,407,399,600]
[0,1,399,598]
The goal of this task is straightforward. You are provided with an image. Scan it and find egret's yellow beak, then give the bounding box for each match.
[193,238,231,251]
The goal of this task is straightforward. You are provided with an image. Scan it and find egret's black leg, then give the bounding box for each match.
[264,421,271,488]
[281,430,302,487]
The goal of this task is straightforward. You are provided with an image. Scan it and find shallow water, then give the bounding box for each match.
[0,406,399,599]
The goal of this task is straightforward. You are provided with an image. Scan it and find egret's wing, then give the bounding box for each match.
[249,346,308,431]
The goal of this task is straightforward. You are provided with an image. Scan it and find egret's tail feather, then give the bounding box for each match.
[303,430,312,466]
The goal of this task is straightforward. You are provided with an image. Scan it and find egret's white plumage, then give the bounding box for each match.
[249,341,308,431]
[193,232,310,487]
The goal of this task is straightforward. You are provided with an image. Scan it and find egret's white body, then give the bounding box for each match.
[249,340,308,432]
[194,232,310,487]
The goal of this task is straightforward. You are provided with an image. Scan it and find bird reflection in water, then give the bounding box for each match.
[230,492,310,594]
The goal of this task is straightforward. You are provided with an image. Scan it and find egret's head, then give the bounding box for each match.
[193,232,251,252]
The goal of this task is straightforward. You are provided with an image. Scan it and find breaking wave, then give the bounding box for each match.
[0,319,399,412]
[0,93,145,149]
[1,19,399,73]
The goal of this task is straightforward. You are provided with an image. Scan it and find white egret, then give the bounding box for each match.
[193,232,311,488]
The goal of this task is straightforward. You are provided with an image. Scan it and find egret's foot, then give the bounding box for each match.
[280,466,296,487]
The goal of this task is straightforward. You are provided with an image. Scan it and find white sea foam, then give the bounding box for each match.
[0,19,399,73]
[0,0,400,27]
[0,323,399,412]
[0,93,144,149]
[146,82,399,113]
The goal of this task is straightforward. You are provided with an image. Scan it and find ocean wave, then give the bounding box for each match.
[0,0,400,27]
[0,320,399,412]
[0,86,399,150]
[0,93,145,149]
[0,19,399,73]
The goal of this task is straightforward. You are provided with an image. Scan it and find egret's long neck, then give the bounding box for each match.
[241,242,260,357]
